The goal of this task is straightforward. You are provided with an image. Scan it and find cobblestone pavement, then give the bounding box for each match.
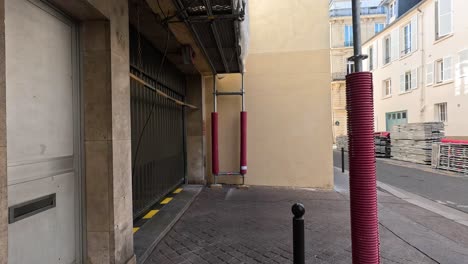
[144,186,444,264]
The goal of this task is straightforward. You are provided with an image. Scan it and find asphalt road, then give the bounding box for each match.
[333,150,468,213]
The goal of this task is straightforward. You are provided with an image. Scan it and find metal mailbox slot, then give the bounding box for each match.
[8,193,56,224]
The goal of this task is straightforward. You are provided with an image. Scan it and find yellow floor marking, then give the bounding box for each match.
[173,188,183,194]
[160,197,173,204]
[133,227,140,233]
[143,209,159,219]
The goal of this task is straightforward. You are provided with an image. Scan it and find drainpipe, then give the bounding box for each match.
[418,8,426,120]
[347,0,380,263]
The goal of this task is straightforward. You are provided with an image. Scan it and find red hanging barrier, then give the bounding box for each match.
[211,112,219,175]
[346,72,380,264]
[240,111,247,175]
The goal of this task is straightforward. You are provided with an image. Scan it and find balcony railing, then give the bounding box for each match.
[332,72,347,81]
[329,6,386,17]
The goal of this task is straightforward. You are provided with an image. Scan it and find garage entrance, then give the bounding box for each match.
[386,110,408,131]
[5,0,81,263]
[130,28,186,218]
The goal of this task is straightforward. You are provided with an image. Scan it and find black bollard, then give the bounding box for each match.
[292,203,305,264]
[341,147,345,173]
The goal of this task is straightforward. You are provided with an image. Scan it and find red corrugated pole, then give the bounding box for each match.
[240,74,247,178]
[240,112,247,175]
[212,76,219,179]
[212,112,219,176]
[347,0,380,263]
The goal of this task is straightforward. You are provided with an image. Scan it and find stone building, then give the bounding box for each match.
[363,0,468,136]
[329,0,387,142]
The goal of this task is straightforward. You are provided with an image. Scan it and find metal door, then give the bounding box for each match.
[386,110,408,131]
[5,0,81,263]
[130,29,186,218]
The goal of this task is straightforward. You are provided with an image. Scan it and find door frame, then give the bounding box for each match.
[25,0,84,262]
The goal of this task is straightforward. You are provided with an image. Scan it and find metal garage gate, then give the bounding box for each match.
[130,28,186,218]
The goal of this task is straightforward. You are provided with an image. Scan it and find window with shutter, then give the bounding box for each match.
[434,103,448,122]
[443,56,452,81]
[437,0,453,39]
[344,25,354,47]
[400,72,412,93]
[369,45,374,71]
[383,36,391,65]
[383,79,392,97]
[426,62,434,86]
[401,23,412,56]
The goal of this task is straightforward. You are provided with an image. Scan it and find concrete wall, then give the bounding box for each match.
[0,0,135,263]
[204,0,333,188]
[364,0,468,136]
[185,75,205,184]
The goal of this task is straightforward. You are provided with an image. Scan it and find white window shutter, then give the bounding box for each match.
[373,42,378,69]
[455,57,462,95]
[399,27,405,56]
[426,62,434,85]
[411,15,418,52]
[439,0,453,37]
[400,74,405,92]
[391,29,399,61]
[411,68,418,89]
[443,56,453,81]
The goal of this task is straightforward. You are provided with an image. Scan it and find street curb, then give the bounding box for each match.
[334,166,468,228]
[134,185,204,264]
[376,181,468,227]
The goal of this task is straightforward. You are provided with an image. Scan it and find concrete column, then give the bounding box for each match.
[185,75,205,184]
[81,1,135,262]
[72,0,134,262]
[0,1,6,262]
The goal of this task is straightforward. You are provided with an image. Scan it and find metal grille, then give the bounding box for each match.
[130,28,186,218]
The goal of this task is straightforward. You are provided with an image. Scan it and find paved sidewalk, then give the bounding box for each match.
[144,182,468,263]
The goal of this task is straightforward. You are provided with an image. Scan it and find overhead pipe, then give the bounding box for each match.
[347,0,380,263]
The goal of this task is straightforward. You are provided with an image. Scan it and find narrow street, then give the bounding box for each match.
[333,150,468,213]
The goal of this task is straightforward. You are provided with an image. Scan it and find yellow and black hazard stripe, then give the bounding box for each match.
[133,187,184,234]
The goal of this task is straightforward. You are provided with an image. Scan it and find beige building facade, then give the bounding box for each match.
[364,0,468,136]
[329,0,387,142]
[204,0,333,188]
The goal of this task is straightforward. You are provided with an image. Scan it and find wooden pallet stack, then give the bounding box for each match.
[391,122,444,164]
[375,132,391,158]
